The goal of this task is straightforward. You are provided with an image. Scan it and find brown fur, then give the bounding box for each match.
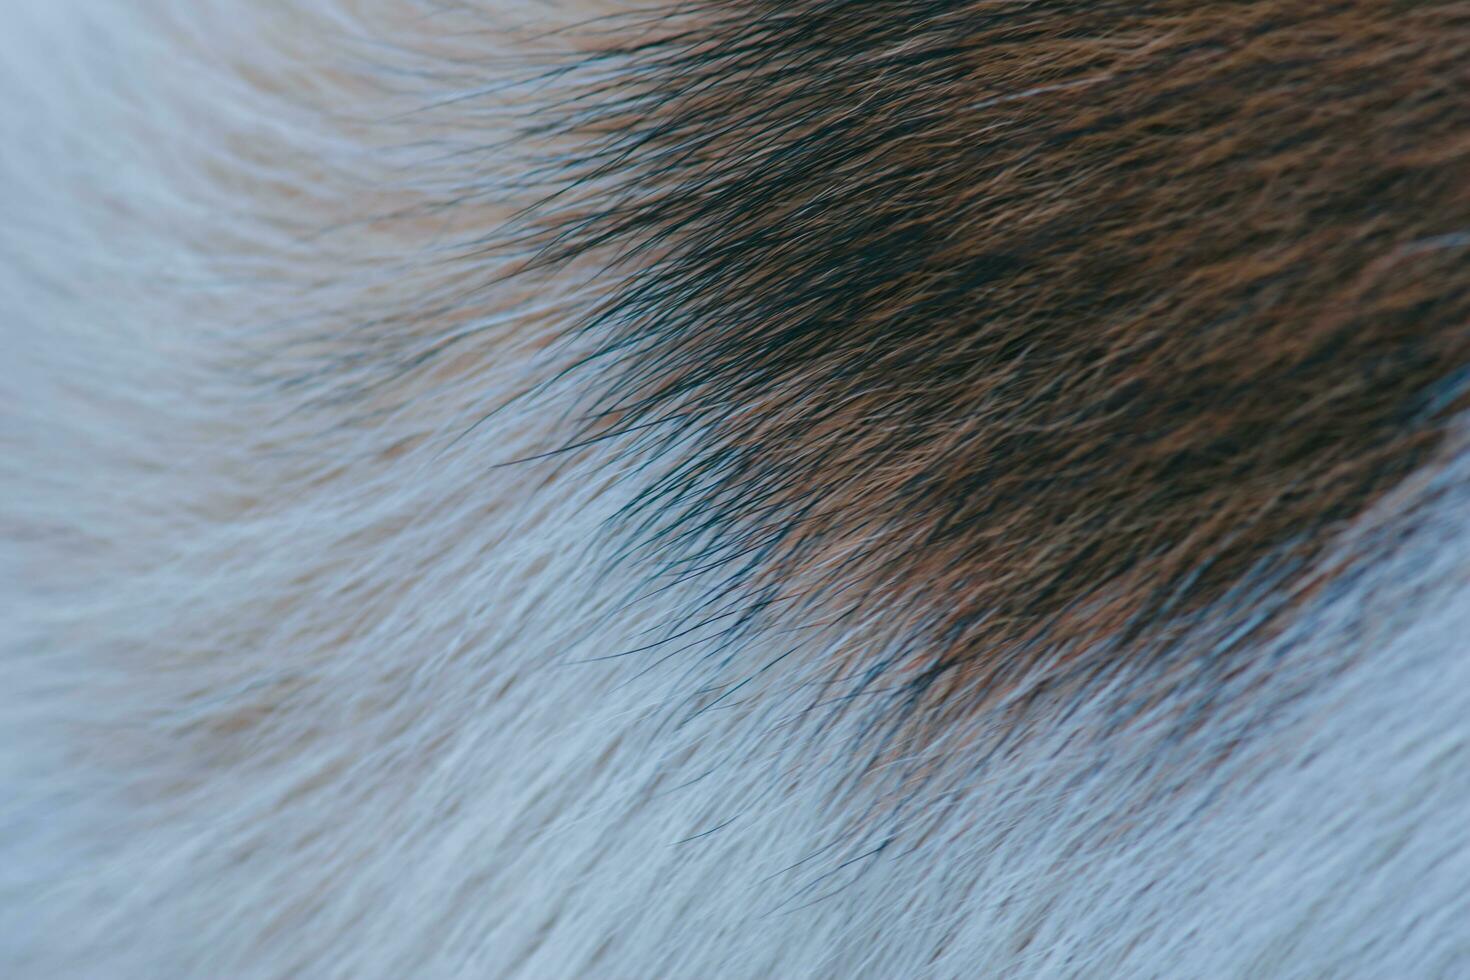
[520,0,1470,722]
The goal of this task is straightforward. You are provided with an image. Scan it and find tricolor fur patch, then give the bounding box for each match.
[3,1,1469,976]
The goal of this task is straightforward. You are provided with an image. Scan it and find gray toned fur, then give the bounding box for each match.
[4,3,1468,977]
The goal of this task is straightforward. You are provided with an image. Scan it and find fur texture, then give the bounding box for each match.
[3,2,1469,977]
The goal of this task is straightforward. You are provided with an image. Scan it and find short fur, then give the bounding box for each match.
[3,1,1469,977]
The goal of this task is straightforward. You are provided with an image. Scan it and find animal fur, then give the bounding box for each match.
[3,1,1469,976]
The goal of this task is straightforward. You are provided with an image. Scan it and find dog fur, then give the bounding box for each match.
[4,1,1469,976]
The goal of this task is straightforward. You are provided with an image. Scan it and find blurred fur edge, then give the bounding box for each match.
[3,2,1469,977]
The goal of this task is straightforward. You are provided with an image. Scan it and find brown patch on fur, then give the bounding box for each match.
[529,1,1470,717]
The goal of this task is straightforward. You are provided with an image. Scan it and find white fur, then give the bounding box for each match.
[4,3,1468,976]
